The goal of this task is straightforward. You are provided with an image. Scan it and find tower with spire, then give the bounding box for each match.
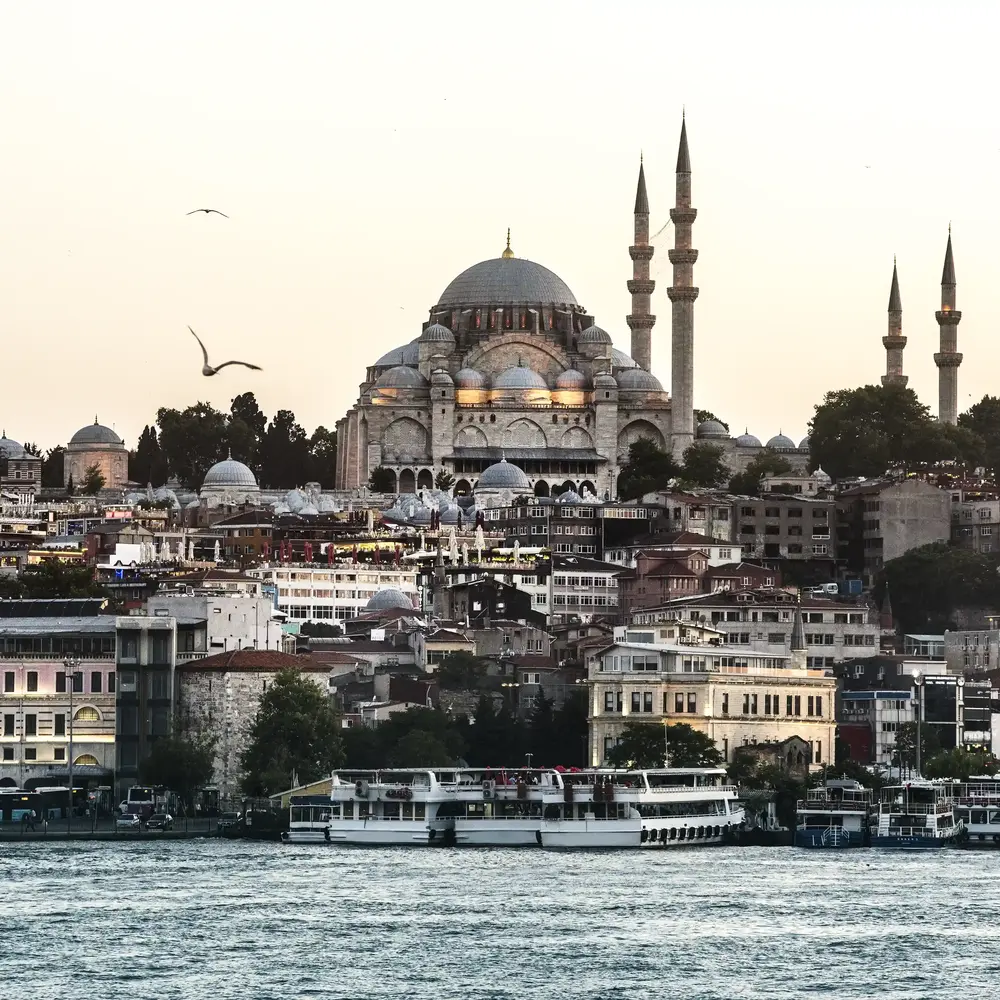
[626,156,656,373]
[667,114,698,459]
[934,229,962,424]
[881,258,907,387]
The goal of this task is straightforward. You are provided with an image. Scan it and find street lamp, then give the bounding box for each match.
[913,670,923,779]
[64,657,79,831]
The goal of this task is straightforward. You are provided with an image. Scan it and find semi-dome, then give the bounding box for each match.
[735,431,762,448]
[0,433,25,460]
[798,435,810,450]
[419,322,455,344]
[493,366,548,390]
[697,419,729,440]
[616,368,663,391]
[374,341,419,367]
[766,433,796,450]
[578,325,612,345]
[555,369,587,389]
[437,256,577,308]
[477,457,531,490]
[70,419,123,447]
[202,455,257,488]
[365,587,416,612]
[610,348,638,369]
[374,366,430,389]
[455,368,486,388]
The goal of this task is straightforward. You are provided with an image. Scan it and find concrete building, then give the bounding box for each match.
[629,588,880,668]
[604,530,740,569]
[733,495,836,568]
[64,419,129,491]
[836,479,951,583]
[944,625,1000,675]
[550,554,621,624]
[838,690,914,766]
[951,495,1000,554]
[146,590,284,655]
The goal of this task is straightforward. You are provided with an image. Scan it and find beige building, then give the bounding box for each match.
[586,609,837,769]
[64,419,129,491]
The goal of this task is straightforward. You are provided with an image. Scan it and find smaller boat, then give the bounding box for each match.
[795,779,873,848]
[871,780,964,849]
[281,795,332,844]
[952,778,1000,845]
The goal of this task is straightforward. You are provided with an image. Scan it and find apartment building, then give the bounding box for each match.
[653,492,735,541]
[732,494,837,567]
[550,554,620,625]
[951,495,1000,554]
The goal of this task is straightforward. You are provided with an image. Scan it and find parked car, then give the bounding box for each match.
[217,812,241,835]
[116,813,141,832]
[146,812,174,831]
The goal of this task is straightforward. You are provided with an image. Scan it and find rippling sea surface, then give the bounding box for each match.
[2,841,998,999]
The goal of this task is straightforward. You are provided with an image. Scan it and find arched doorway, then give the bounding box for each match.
[555,480,576,496]
[454,479,472,496]
[534,480,550,497]
[398,469,416,493]
[417,469,434,490]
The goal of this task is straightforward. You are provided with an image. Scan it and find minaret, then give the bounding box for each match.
[881,258,907,387]
[934,228,962,424]
[626,156,655,373]
[667,115,698,459]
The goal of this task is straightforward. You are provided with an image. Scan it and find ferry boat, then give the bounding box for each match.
[537,768,743,849]
[871,781,964,849]
[953,778,1000,845]
[794,780,873,848]
[281,795,333,844]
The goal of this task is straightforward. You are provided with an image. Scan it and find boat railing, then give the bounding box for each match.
[880,801,954,816]
[797,798,869,812]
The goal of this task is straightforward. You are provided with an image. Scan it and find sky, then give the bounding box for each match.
[2,1,998,452]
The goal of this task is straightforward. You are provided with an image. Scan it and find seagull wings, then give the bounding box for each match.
[214,360,263,372]
[188,326,210,365]
[186,209,229,217]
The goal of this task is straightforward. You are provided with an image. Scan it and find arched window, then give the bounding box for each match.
[74,706,101,722]
[73,754,99,766]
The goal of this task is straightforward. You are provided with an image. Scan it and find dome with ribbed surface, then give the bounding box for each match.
[70,420,123,446]
[594,372,618,389]
[365,587,416,611]
[202,456,257,488]
[431,369,454,385]
[766,433,796,450]
[493,366,548,390]
[437,257,577,308]
[374,366,430,389]
[477,457,531,490]
[616,368,663,391]
[455,368,486,388]
[0,434,25,460]
[735,431,762,448]
[374,341,419,367]
[611,348,638,369]
[556,369,587,389]
[578,325,612,345]
[556,489,583,504]
[697,419,729,439]
[419,322,455,344]
[798,435,810,450]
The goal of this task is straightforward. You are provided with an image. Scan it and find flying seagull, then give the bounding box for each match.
[188,326,261,376]
[186,208,229,217]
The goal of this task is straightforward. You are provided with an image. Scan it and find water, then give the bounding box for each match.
[2,842,997,1000]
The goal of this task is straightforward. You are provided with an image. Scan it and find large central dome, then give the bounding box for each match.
[437,257,578,309]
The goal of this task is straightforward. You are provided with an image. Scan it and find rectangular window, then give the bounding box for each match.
[815,696,823,717]
[54,714,66,737]
[3,672,12,693]
[786,695,793,716]
[687,693,696,713]
[91,672,102,694]
[807,696,815,716]
[54,747,66,762]
[25,714,37,737]
[643,692,654,713]
[24,748,36,761]
[815,741,822,764]
[26,671,38,693]
[675,693,684,713]
[750,693,758,715]
[743,693,750,714]
[56,672,67,693]
[722,692,729,715]
[3,714,13,737]
[73,672,83,694]
[630,692,641,713]
[764,694,771,715]
[108,671,116,693]
[604,691,615,712]
[1,747,11,761]
[794,695,801,716]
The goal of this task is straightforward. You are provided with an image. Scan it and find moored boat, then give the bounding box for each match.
[281,795,332,844]
[871,781,963,849]
[795,780,873,848]
[953,778,1000,845]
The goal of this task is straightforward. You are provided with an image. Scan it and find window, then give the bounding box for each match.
[631,692,641,713]
[722,692,729,715]
[73,672,83,694]
[3,672,12,693]
[767,633,784,644]
[764,694,772,715]
[119,671,137,694]
[55,672,67,693]
[814,741,822,764]
[675,693,684,712]
[794,695,801,716]
[91,672,102,694]
[54,714,66,737]
[1,747,11,761]
[119,634,138,660]
[815,696,823,717]
[24,748,36,761]
[604,691,615,712]
[750,693,758,715]
[687,693,696,713]
[3,714,13,737]
[643,692,654,713]
[788,508,803,518]
[26,671,38,693]
[25,714,37,737]
[54,747,66,762]
[108,671,116,693]
[807,696,815,716]
[786,695,793,716]
[742,693,750,714]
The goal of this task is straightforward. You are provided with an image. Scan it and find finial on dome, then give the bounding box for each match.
[227,448,232,460]
[502,228,514,259]
[94,415,98,424]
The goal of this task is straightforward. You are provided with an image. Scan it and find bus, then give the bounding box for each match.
[0,787,75,824]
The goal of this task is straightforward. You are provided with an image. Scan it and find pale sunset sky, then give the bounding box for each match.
[2,1,997,451]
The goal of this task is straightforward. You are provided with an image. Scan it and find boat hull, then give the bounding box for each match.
[540,818,739,849]
[452,822,540,847]
[795,828,868,848]
[870,833,962,849]
[281,828,328,844]
[327,821,432,845]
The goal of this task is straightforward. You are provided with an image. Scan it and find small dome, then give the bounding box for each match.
[318,496,337,513]
[594,372,618,389]
[70,419,123,447]
[455,368,487,388]
[766,433,796,450]
[697,419,729,440]
[616,368,663,391]
[735,431,762,448]
[272,502,290,515]
[439,504,463,524]
[284,488,307,512]
[556,369,587,389]
[556,489,583,504]
[611,348,638,369]
[374,341,419,367]
[0,434,25,460]
[578,325,613,345]
[798,435,810,450]
[431,368,454,385]
[202,456,257,488]
[365,587,416,612]
[298,503,319,516]
[477,457,531,490]
[185,498,202,510]
[419,322,455,344]
[493,366,548,390]
[374,366,430,390]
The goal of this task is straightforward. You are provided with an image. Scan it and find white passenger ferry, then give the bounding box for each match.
[537,768,743,849]
[953,779,1000,845]
[281,795,333,844]
[871,781,964,849]
[794,780,873,848]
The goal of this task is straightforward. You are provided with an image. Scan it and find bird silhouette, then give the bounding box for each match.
[186,209,229,218]
[188,327,261,376]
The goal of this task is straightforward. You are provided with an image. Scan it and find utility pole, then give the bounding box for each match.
[65,658,78,833]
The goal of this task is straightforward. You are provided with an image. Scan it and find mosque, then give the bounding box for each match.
[334,118,812,499]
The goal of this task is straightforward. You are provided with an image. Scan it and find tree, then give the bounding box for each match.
[240,670,344,796]
[616,437,678,501]
[259,409,311,488]
[434,469,456,491]
[694,410,729,432]
[308,426,337,489]
[41,447,65,488]
[157,402,229,489]
[923,746,998,781]
[525,688,558,766]
[369,466,396,493]
[21,442,41,457]
[892,721,941,776]
[2,561,107,600]
[663,722,724,767]
[550,689,589,768]
[129,425,169,486]
[465,694,524,766]
[436,651,489,690]
[80,463,106,495]
[679,442,730,488]
[228,392,267,470]
[66,473,74,496]
[959,394,1000,475]
[140,732,217,809]
[606,721,667,768]
[728,448,793,496]
[388,729,454,767]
